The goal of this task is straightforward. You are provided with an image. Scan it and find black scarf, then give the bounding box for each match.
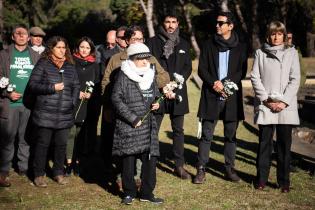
[214,31,239,52]
[158,26,180,59]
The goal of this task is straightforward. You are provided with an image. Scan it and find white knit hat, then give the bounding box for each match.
[127,43,151,59]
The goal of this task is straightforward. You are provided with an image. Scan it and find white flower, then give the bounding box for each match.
[0,77,9,89]
[87,87,93,93]
[223,80,238,97]
[86,81,95,87]
[7,84,16,92]
[177,95,183,102]
[173,73,184,86]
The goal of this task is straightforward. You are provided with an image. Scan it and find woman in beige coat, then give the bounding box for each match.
[251,21,300,193]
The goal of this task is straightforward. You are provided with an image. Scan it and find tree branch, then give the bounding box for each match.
[139,0,148,15]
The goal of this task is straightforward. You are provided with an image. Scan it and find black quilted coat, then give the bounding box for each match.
[73,57,99,123]
[27,58,80,129]
[111,71,160,157]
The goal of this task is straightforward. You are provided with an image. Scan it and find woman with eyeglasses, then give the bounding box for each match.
[65,36,99,176]
[27,36,80,187]
[251,21,300,193]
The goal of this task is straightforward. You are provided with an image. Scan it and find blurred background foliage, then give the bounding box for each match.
[1,0,315,56]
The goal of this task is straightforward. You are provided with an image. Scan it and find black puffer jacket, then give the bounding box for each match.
[28,58,80,129]
[111,71,160,157]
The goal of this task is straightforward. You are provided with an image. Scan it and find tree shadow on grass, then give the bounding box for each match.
[157,131,257,184]
[78,135,123,198]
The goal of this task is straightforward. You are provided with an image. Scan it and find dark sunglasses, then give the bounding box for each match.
[216,21,230,27]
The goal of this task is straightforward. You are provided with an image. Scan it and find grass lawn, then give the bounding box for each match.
[0,80,314,210]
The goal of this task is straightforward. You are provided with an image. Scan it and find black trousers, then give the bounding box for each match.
[197,119,238,172]
[197,100,238,172]
[33,127,69,177]
[256,124,292,187]
[101,120,115,169]
[122,153,156,199]
[155,114,185,167]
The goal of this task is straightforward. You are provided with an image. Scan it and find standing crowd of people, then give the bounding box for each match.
[0,10,301,205]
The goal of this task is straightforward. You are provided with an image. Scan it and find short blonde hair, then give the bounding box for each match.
[266,21,288,46]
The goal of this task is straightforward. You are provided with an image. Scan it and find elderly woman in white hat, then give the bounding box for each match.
[111,43,164,205]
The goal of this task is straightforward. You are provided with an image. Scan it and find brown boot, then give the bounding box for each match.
[175,166,191,180]
[225,168,241,182]
[193,166,206,184]
[53,175,68,185]
[0,174,11,187]
[34,176,47,188]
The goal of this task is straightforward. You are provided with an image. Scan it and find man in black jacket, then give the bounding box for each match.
[0,25,40,187]
[193,12,247,184]
[146,13,192,179]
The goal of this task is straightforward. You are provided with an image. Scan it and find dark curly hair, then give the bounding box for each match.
[41,36,74,64]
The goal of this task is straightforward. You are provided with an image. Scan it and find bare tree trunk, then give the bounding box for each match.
[0,0,3,45]
[221,0,229,12]
[139,0,155,37]
[179,0,200,59]
[233,0,248,33]
[280,0,287,25]
[251,0,261,51]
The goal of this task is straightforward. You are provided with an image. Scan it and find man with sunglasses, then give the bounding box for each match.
[193,12,247,184]
[146,13,192,180]
[0,25,40,187]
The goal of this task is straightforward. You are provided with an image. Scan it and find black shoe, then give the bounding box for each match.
[73,163,80,176]
[18,170,27,177]
[225,168,241,182]
[193,166,206,184]
[255,182,266,190]
[140,196,164,204]
[281,186,290,193]
[65,164,72,177]
[121,196,134,205]
[290,164,298,173]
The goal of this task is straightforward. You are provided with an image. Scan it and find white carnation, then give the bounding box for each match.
[0,77,9,88]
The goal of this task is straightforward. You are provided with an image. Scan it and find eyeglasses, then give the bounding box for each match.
[130,37,145,42]
[216,21,229,27]
[117,36,124,39]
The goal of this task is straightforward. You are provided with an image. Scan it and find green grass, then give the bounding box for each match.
[0,80,314,210]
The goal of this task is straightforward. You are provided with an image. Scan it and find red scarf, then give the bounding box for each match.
[73,52,96,63]
[50,54,66,69]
